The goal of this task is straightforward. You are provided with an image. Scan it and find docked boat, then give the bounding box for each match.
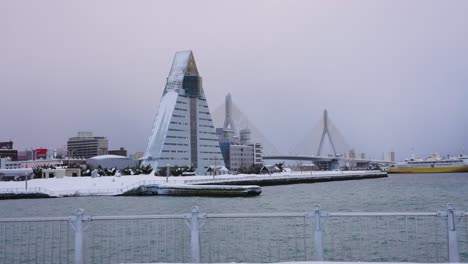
[388,153,468,173]
[123,184,262,197]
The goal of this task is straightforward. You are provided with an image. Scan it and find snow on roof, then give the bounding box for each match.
[88,155,129,160]
[206,165,229,172]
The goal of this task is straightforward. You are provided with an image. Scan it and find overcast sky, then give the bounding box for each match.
[1,0,467,160]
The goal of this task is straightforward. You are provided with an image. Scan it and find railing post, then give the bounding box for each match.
[447,204,460,263]
[190,206,201,263]
[70,208,86,264]
[313,204,324,261]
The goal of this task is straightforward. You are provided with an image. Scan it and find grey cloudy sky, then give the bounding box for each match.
[1,0,467,160]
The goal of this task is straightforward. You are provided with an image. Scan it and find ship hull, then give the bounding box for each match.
[389,166,468,173]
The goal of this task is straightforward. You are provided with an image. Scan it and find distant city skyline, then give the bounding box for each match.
[1,0,467,160]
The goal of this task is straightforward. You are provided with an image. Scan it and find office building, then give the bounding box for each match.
[67,132,108,159]
[142,51,224,174]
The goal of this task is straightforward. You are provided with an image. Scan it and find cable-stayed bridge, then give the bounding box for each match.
[212,97,281,156]
[289,109,350,157]
[212,95,393,167]
[264,109,393,167]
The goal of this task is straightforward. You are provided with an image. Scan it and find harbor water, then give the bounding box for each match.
[1,173,467,217]
[1,173,468,263]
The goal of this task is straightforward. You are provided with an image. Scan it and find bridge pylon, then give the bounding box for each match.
[317,109,337,156]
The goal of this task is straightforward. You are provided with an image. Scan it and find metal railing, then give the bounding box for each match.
[54,189,120,197]
[119,180,161,193]
[0,187,118,197]
[0,205,466,263]
[0,187,56,196]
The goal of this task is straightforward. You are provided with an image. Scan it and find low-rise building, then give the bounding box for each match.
[0,168,33,181]
[0,141,18,161]
[87,155,138,170]
[40,168,81,178]
[108,147,127,157]
[0,158,22,169]
[17,150,33,161]
[228,144,255,171]
[0,157,86,170]
[21,159,64,168]
[217,127,263,172]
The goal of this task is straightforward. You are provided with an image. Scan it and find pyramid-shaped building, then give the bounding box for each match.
[142,51,225,174]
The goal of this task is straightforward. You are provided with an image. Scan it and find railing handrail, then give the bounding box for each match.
[1,209,463,223]
[55,189,120,195]
[326,211,441,217]
[90,214,188,220]
[119,179,161,193]
[0,216,70,222]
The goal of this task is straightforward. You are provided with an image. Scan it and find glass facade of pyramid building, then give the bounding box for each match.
[142,51,225,174]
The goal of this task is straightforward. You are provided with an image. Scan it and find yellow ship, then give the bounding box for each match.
[388,153,468,173]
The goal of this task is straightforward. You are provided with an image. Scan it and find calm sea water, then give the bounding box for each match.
[1,173,467,218]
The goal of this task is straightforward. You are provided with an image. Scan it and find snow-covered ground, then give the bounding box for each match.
[0,173,263,196]
[0,171,384,197]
